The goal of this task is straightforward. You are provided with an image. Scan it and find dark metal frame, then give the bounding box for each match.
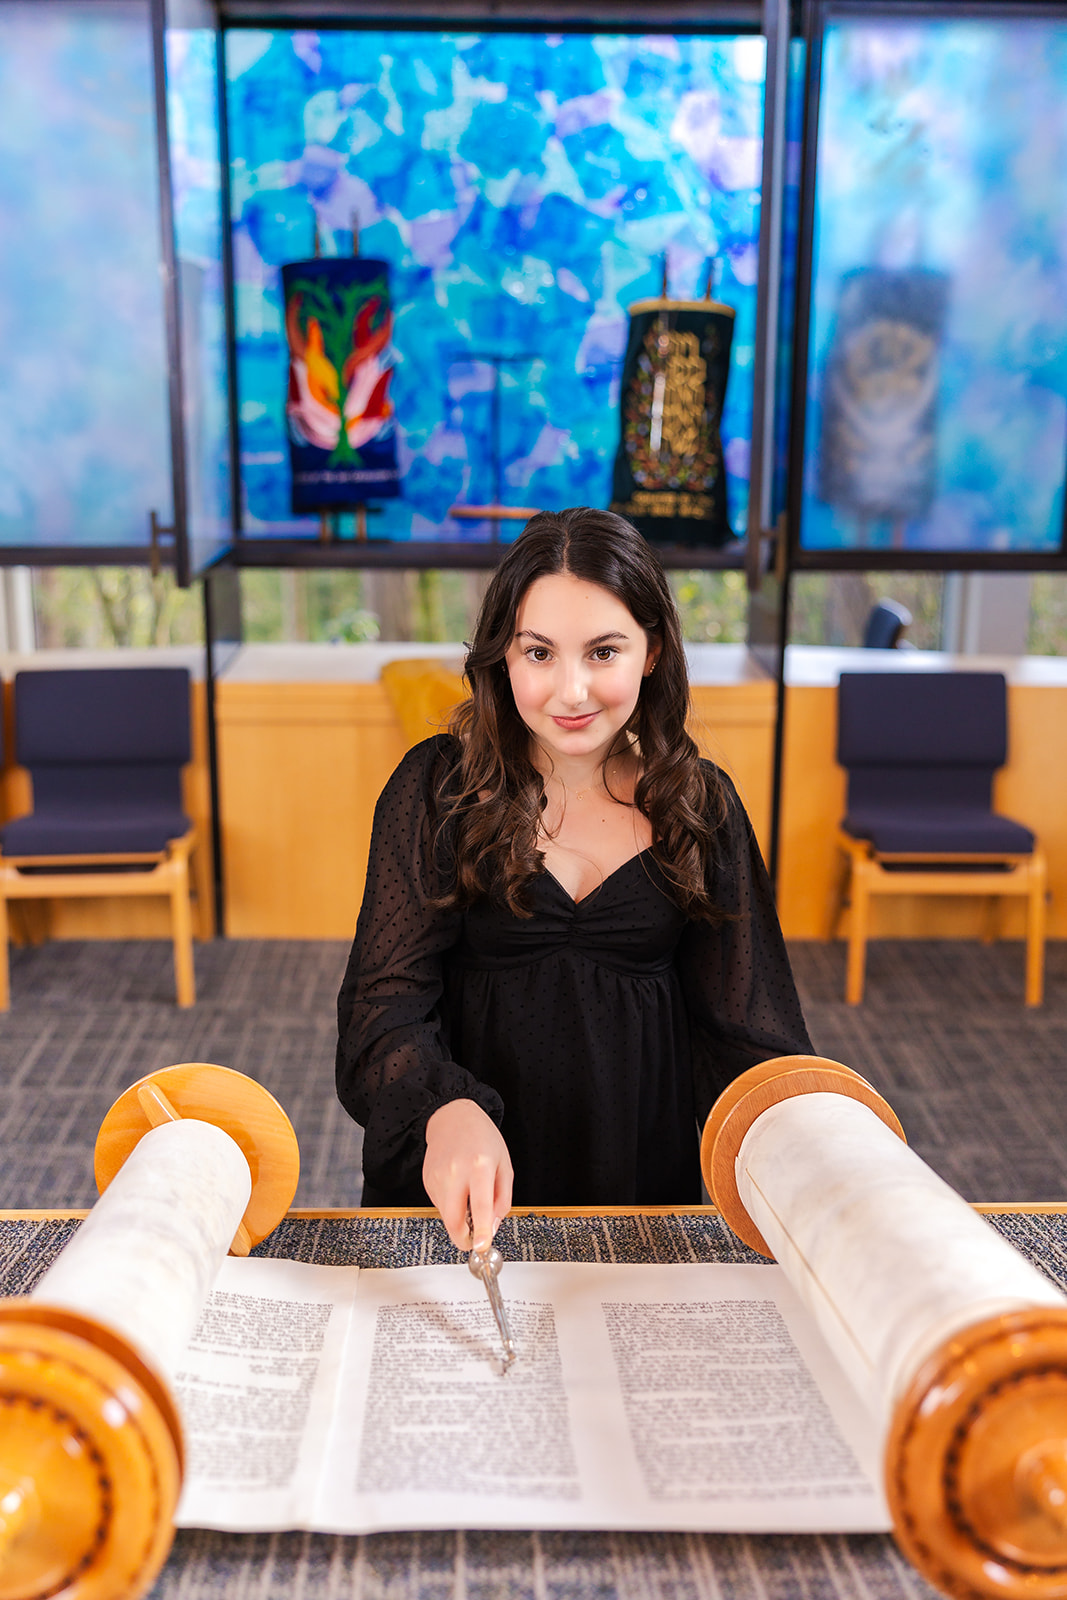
[215,0,245,562]
[163,0,243,583]
[787,0,1067,573]
[232,540,751,570]
[151,0,194,587]
[221,2,764,25]
[745,0,789,593]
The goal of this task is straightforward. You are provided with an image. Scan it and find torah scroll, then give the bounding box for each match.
[0,1063,298,1600]
[702,1055,1067,1600]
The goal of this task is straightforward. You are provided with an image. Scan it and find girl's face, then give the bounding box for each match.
[504,571,659,769]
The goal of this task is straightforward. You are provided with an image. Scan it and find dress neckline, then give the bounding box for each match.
[542,847,654,906]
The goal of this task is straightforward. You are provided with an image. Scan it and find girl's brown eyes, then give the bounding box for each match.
[523,647,618,663]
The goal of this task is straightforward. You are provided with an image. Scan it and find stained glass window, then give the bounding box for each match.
[226,30,766,543]
[798,12,1067,555]
[0,0,172,549]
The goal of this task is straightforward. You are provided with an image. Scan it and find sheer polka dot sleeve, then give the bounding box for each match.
[336,736,504,1196]
[678,766,813,1124]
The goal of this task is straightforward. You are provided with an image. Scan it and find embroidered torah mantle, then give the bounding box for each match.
[818,266,949,524]
[281,257,400,513]
[611,296,735,548]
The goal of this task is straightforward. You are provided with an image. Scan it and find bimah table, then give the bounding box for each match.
[4,1203,1065,1600]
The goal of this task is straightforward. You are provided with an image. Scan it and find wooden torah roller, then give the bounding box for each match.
[0,1063,299,1600]
[702,1055,1067,1600]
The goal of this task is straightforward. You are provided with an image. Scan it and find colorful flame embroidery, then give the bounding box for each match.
[285,281,394,462]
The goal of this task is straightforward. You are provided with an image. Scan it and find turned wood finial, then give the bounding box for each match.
[699,1054,906,1255]
[0,1300,183,1599]
[887,1308,1067,1598]
[97,1062,299,1253]
[0,1064,298,1600]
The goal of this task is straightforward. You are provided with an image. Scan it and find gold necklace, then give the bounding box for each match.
[561,776,604,802]
[565,756,626,804]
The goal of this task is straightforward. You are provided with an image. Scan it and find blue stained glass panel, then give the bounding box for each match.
[800,15,1067,554]
[226,30,766,542]
[0,0,172,548]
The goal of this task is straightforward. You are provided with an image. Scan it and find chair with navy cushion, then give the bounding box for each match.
[862,598,912,649]
[835,671,1046,1005]
[0,667,199,1008]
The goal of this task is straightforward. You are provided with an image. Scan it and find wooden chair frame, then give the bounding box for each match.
[835,829,1047,1007]
[0,829,197,1010]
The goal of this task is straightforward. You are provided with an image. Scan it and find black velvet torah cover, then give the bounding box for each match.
[610,297,736,550]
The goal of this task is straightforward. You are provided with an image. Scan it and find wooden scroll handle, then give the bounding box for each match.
[888,1307,1067,1599]
[95,1061,300,1253]
[699,1054,906,1256]
[0,1304,183,1600]
[0,1064,299,1600]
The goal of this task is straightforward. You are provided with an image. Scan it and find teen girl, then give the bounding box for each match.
[337,507,811,1250]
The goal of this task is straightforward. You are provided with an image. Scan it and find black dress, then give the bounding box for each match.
[336,735,811,1208]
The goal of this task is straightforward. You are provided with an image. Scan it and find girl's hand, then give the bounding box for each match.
[423,1099,514,1252]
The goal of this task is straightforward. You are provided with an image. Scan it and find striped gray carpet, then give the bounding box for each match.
[0,938,360,1210]
[790,938,1067,1202]
[0,936,1065,1208]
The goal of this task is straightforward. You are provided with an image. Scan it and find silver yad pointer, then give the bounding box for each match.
[466,1205,518,1372]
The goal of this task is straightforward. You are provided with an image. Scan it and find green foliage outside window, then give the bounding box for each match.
[669,570,748,643]
[32,568,203,649]
[1028,575,1067,656]
[21,565,1067,656]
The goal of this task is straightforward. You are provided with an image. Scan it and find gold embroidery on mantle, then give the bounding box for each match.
[623,320,720,493]
[612,490,715,520]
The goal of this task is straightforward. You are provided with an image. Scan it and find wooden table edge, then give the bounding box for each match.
[3,1201,1067,1222]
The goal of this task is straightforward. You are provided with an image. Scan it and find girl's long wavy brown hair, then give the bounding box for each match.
[435,506,729,920]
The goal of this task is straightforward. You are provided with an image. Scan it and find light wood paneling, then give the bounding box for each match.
[216,682,407,938]
[777,682,1067,941]
[690,682,776,861]
[777,686,843,939]
[372,665,779,852]
[215,673,779,937]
